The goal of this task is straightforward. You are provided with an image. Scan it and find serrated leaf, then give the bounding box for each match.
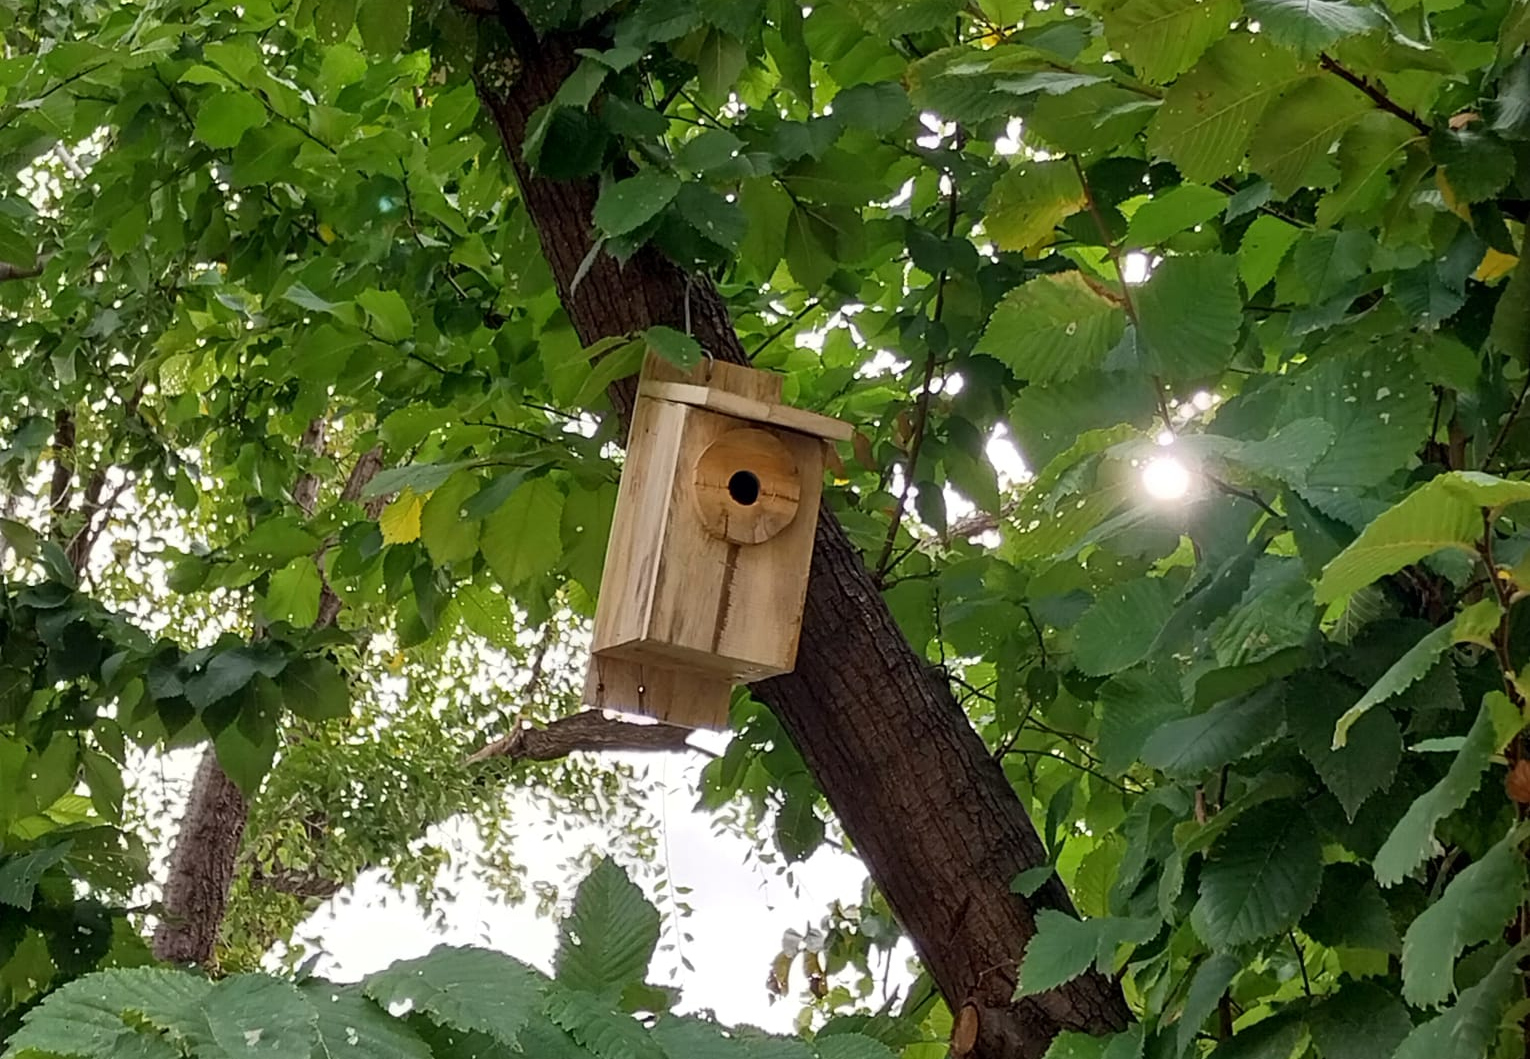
[1148,36,1307,183]
[194,90,267,148]
[3,968,213,1059]
[1248,77,1370,196]
[814,1034,899,1059]
[544,986,666,1059]
[302,982,432,1059]
[1176,953,1240,1056]
[1134,254,1243,379]
[357,288,414,342]
[1106,0,1238,82]
[1394,943,1529,1059]
[1316,114,1415,227]
[555,858,661,1001]
[1315,475,1492,603]
[280,655,350,722]
[1402,826,1528,1008]
[380,487,425,545]
[1072,577,1178,676]
[265,559,321,628]
[1292,228,1372,302]
[1244,0,1383,55]
[1099,666,1191,775]
[1432,128,1516,204]
[784,205,835,291]
[1191,804,1322,948]
[1141,682,1285,777]
[482,477,564,591]
[1125,184,1228,246]
[0,844,71,910]
[1304,983,1412,1059]
[645,325,703,369]
[420,472,483,566]
[1373,696,1497,886]
[234,518,323,563]
[1301,862,1400,953]
[201,975,318,1059]
[1015,910,1158,996]
[984,160,1086,252]
[976,272,1126,383]
[356,0,410,55]
[594,171,681,239]
[364,946,548,1047]
[1240,215,1301,292]
[1287,671,1401,818]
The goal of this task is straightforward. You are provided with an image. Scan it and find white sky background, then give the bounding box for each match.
[278,750,914,1031]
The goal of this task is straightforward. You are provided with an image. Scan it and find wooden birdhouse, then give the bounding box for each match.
[582,352,851,730]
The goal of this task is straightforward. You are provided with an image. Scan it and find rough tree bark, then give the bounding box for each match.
[468,11,1131,1056]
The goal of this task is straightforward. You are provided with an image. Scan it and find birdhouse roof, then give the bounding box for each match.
[637,354,852,442]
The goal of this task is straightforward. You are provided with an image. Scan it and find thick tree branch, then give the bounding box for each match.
[471,18,1130,1056]
[466,711,697,764]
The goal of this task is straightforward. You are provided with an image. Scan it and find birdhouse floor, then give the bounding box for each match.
[582,653,734,730]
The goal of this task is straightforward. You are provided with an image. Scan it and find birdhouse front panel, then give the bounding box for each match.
[583,354,848,729]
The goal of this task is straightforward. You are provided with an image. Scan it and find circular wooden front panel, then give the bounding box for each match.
[692,428,802,544]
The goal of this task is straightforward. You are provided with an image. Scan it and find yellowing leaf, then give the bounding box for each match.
[317,223,337,244]
[380,488,424,545]
[983,160,1086,253]
[1475,248,1518,281]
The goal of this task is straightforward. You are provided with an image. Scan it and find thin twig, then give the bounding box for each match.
[1288,932,1313,998]
[1205,473,1281,521]
[1482,371,1530,470]
[1318,54,1431,135]
[749,299,819,360]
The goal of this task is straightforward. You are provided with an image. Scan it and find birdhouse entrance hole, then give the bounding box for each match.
[728,470,761,505]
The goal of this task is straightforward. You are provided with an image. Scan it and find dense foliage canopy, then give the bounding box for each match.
[2,0,1530,1055]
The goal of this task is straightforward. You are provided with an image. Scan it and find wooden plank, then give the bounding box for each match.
[638,380,853,441]
[643,351,782,402]
[582,654,734,730]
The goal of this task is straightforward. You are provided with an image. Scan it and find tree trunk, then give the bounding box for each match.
[470,16,1132,1056]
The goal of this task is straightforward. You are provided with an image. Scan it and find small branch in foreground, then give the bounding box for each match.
[465,711,700,765]
[1318,54,1431,135]
[1483,370,1530,470]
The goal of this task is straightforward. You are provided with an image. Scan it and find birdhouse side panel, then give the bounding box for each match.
[588,396,689,655]
[642,408,825,680]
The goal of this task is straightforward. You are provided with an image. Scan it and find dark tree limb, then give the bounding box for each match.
[466,710,697,764]
[467,16,1130,1056]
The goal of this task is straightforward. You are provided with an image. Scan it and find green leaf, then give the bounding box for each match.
[976,272,1126,383]
[1302,863,1400,953]
[356,0,410,55]
[202,975,318,1059]
[984,160,1087,251]
[1402,826,1528,1008]
[645,325,703,370]
[1191,804,1323,948]
[1105,0,1238,84]
[0,844,71,910]
[1288,672,1402,819]
[1316,114,1415,227]
[1015,910,1158,996]
[1243,0,1383,55]
[1292,228,1372,302]
[1142,681,1285,777]
[194,90,267,148]
[696,30,747,100]
[213,680,281,797]
[831,83,910,135]
[784,205,836,291]
[364,946,548,1047]
[1314,475,1501,603]
[482,477,564,591]
[1176,954,1240,1056]
[1148,35,1307,183]
[675,129,744,173]
[1331,602,1497,746]
[555,858,661,1001]
[1072,577,1178,676]
[814,1034,900,1059]
[1433,128,1516,204]
[768,0,812,106]
[3,968,212,1059]
[1248,77,1370,197]
[420,471,483,566]
[265,559,321,628]
[1098,666,1189,775]
[357,288,415,342]
[594,171,681,239]
[233,517,322,564]
[1125,184,1228,247]
[186,645,288,708]
[1373,697,1498,886]
[544,986,666,1059]
[1394,943,1529,1059]
[280,656,351,722]
[302,982,432,1059]
[1134,254,1243,378]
